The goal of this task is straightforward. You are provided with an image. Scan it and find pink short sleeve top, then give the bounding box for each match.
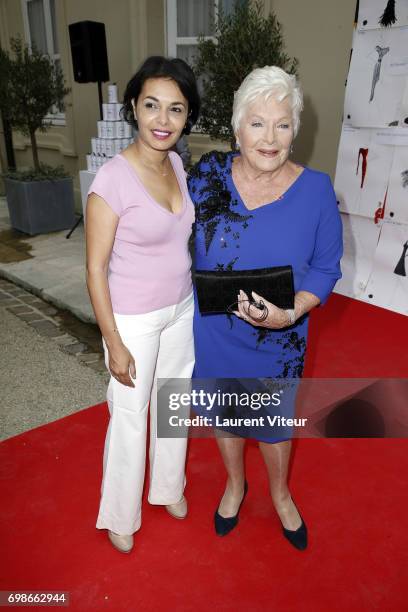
[87,150,194,314]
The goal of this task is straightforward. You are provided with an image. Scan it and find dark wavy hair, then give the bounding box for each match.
[121,56,200,136]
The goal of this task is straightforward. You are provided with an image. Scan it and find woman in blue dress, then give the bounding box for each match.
[188,66,343,550]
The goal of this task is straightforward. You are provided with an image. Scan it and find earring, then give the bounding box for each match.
[236,141,240,150]
[290,144,294,154]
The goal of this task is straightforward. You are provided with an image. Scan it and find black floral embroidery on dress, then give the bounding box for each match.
[214,257,239,271]
[251,321,306,377]
[270,329,306,377]
[253,328,275,346]
[188,151,252,255]
[275,331,306,378]
[213,257,240,329]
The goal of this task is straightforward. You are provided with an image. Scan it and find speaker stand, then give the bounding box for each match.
[66,214,83,239]
[97,81,103,120]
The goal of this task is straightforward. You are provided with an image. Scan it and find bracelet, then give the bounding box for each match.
[284,308,296,326]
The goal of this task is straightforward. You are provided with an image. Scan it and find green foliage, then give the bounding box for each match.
[7,36,70,136]
[193,0,298,143]
[1,36,70,172]
[4,164,70,182]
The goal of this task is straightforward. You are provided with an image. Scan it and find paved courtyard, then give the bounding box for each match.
[0,197,94,323]
[0,277,108,441]
[0,198,109,440]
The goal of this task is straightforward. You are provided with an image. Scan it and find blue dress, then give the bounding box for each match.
[187,151,343,441]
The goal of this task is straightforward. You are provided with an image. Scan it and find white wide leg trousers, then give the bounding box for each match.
[96,292,194,535]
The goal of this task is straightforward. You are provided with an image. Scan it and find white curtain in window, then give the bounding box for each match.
[220,0,237,14]
[177,0,214,37]
[176,44,200,66]
[27,0,47,54]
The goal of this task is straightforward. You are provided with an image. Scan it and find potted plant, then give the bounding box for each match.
[2,37,73,235]
[193,0,298,147]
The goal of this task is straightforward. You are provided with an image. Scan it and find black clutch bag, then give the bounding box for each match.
[195,265,295,314]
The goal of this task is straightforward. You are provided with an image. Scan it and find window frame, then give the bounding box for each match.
[166,0,223,133]
[21,0,65,126]
[166,0,219,58]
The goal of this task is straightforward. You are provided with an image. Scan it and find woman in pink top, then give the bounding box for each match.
[86,56,200,554]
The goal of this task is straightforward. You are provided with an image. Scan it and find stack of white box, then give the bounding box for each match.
[86,84,134,172]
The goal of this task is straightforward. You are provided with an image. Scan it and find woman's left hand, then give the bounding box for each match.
[233,290,290,329]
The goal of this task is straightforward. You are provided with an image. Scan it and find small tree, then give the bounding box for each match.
[193,0,298,145]
[6,36,70,173]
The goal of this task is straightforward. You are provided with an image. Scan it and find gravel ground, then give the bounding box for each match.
[0,303,108,441]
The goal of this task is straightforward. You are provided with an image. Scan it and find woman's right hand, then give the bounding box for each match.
[108,342,136,387]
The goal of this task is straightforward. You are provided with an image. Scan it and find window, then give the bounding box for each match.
[166,1,244,132]
[21,0,65,125]
[166,0,243,66]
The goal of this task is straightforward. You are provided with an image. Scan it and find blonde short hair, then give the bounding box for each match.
[231,66,303,137]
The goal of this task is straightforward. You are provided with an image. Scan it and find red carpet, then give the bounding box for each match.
[1,294,407,611]
[305,292,408,378]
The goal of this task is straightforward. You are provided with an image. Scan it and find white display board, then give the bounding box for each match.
[334,126,395,218]
[386,146,408,223]
[334,12,408,316]
[79,170,96,219]
[362,222,408,315]
[358,0,408,31]
[344,26,408,128]
[335,213,381,298]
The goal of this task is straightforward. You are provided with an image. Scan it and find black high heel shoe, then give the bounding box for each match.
[214,481,248,536]
[281,507,308,550]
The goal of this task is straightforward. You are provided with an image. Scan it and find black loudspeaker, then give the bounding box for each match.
[68,21,110,83]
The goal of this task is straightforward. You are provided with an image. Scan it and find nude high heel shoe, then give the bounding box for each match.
[108,530,134,553]
[166,496,188,519]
